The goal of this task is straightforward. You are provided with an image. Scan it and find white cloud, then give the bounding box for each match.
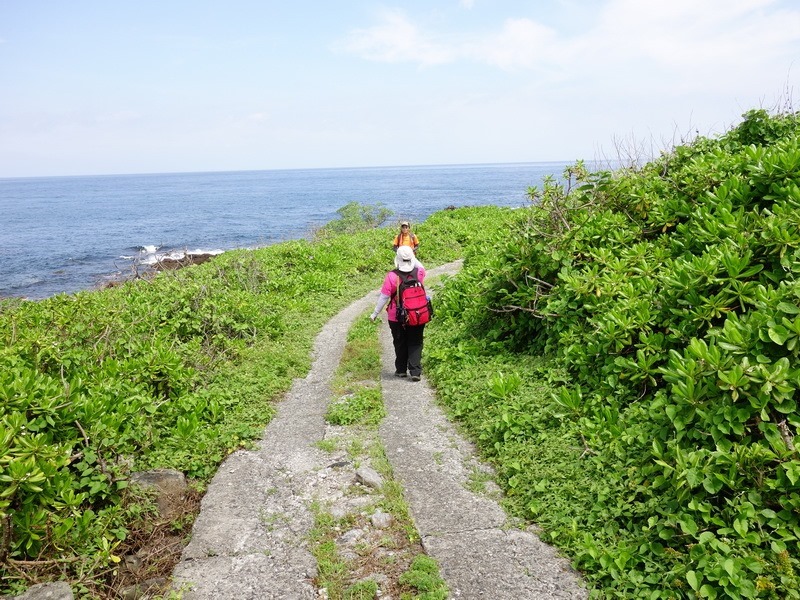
[566,0,800,98]
[459,0,475,8]
[587,0,800,67]
[337,9,455,66]
[339,0,800,81]
[338,11,562,72]
[466,18,560,71]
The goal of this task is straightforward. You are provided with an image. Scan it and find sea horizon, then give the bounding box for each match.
[1,161,573,299]
[0,159,574,182]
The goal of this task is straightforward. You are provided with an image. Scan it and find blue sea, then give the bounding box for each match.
[0,162,569,299]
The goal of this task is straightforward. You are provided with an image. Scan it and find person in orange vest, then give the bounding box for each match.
[392,221,419,254]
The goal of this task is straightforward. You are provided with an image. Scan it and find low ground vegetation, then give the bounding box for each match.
[0,206,501,597]
[426,109,800,598]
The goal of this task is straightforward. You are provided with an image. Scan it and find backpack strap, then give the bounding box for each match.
[393,269,403,308]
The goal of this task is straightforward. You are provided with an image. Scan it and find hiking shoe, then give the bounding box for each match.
[410,375,421,382]
[395,371,408,378]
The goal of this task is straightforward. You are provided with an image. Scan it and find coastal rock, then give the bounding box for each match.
[153,251,219,270]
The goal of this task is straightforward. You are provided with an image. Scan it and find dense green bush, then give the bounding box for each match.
[427,109,800,598]
[314,200,393,237]
[0,206,506,594]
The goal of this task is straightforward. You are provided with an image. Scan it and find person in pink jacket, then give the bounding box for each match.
[370,246,426,381]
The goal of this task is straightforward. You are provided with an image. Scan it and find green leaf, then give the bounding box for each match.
[768,325,789,345]
[733,516,749,537]
[699,583,718,599]
[722,558,735,577]
[679,515,699,536]
[784,461,800,485]
[703,474,724,494]
[685,468,704,488]
[687,570,701,591]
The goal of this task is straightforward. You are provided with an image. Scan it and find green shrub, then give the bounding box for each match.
[427,109,800,598]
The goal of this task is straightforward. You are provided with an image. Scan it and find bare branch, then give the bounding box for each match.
[778,420,796,452]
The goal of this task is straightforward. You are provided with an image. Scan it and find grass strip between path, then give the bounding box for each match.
[311,312,448,600]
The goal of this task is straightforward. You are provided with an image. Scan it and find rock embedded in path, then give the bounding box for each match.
[371,510,393,529]
[355,466,383,489]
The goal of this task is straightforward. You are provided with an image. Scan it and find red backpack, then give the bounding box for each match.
[394,267,432,326]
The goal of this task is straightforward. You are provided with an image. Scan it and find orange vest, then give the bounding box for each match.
[393,232,418,248]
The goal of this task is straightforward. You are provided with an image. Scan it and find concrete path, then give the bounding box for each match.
[172,293,374,599]
[379,331,586,598]
[171,260,587,599]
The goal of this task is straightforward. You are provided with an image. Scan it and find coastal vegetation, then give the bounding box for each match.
[427,108,800,598]
[2,107,800,598]
[0,205,503,597]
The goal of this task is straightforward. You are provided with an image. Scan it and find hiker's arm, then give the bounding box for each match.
[370,293,390,321]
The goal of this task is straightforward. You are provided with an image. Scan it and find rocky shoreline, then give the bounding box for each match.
[99,251,223,293]
[150,251,220,270]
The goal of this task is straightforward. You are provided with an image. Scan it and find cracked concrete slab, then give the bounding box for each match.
[172,294,374,598]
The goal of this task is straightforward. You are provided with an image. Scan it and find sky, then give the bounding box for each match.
[1,0,799,178]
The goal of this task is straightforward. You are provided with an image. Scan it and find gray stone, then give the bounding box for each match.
[130,468,188,518]
[119,577,168,600]
[338,528,365,544]
[355,466,383,489]
[370,510,393,529]
[122,553,144,574]
[12,582,73,600]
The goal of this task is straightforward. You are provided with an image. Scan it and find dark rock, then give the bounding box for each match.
[154,252,219,271]
[119,577,169,600]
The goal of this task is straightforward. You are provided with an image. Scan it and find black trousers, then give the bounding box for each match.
[389,320,425,376]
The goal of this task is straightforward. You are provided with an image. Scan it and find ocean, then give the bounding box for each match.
[0,162,569,299]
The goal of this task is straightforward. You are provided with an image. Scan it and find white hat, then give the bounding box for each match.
[395,246,415,272]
